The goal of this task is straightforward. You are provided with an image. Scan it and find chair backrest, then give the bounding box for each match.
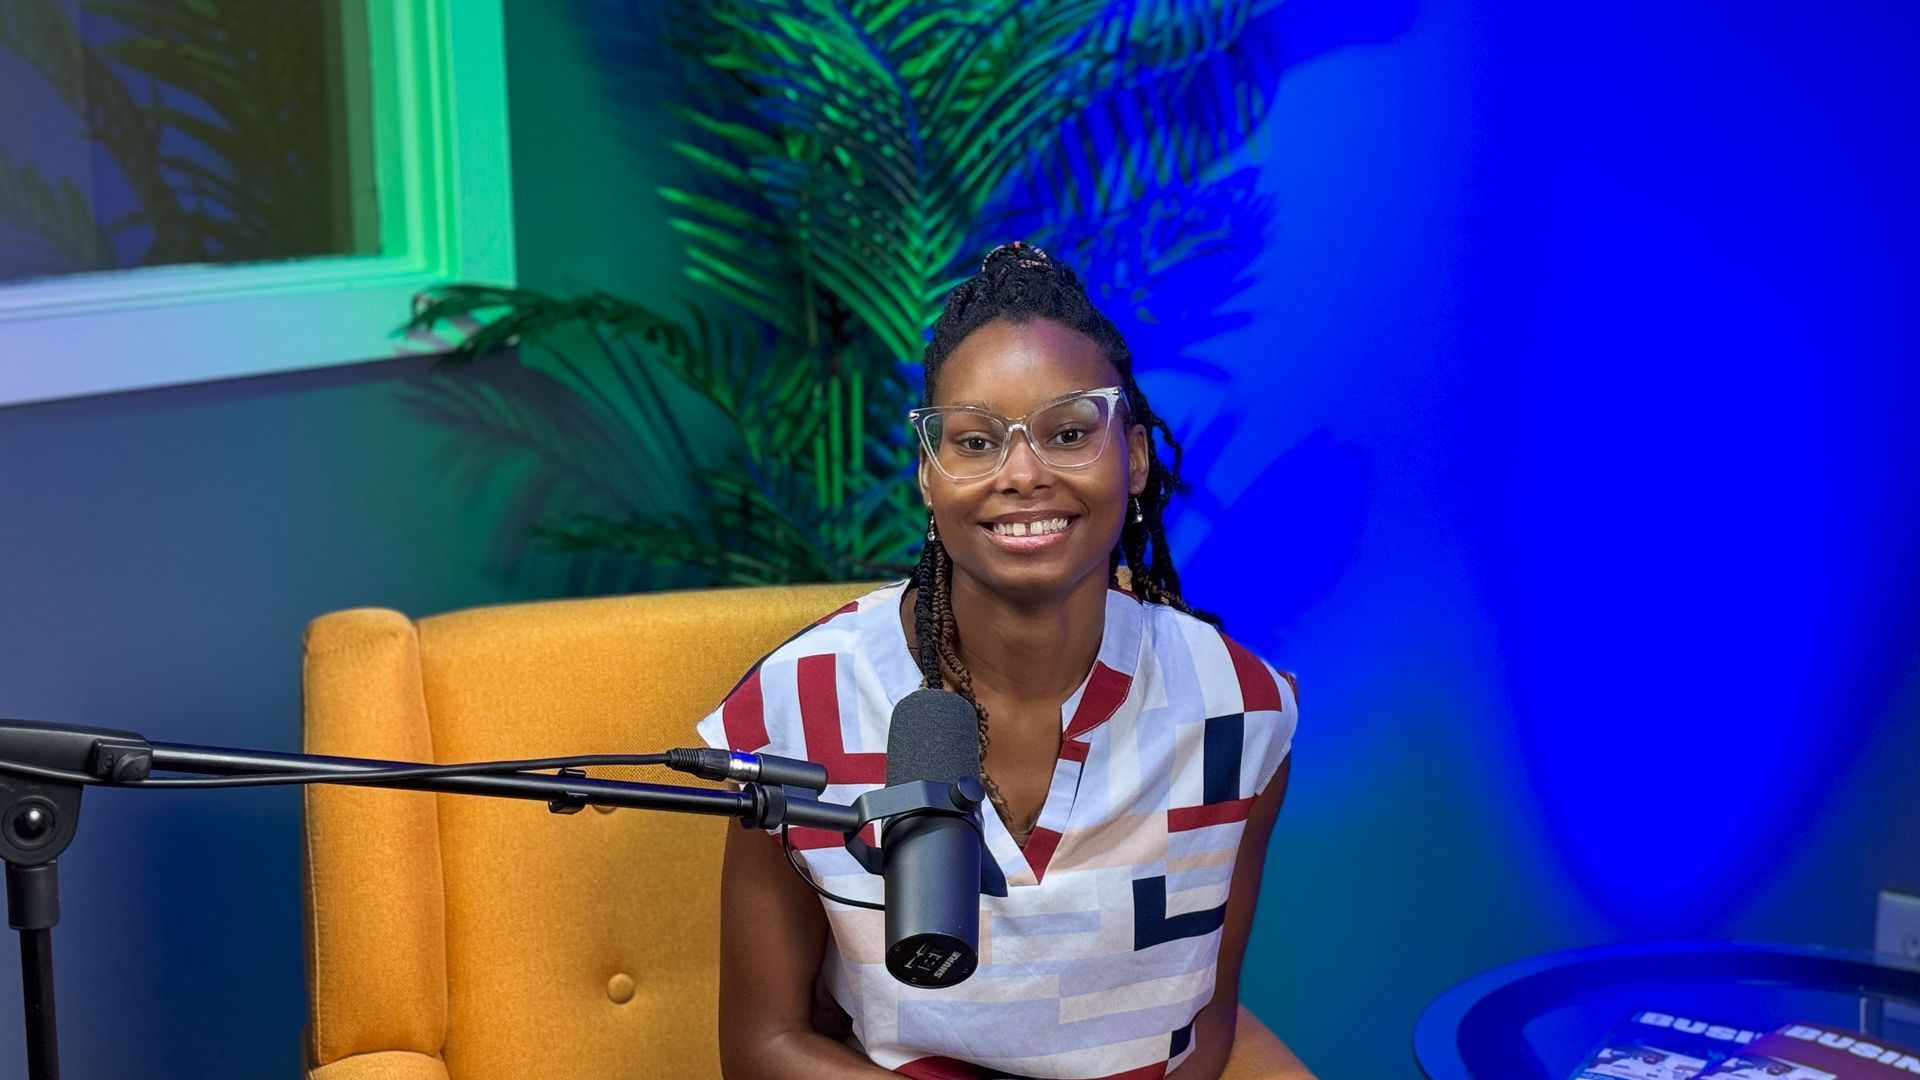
[301,582,879,1080]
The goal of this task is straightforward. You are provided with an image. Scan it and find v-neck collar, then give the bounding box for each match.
[873,580,1147,886]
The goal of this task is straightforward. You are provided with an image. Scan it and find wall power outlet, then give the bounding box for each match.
[1873,887,1920,1029]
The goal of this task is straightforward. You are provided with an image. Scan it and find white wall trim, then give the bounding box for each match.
[0,0,514,408]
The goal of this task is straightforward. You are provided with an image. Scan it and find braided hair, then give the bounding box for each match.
[909,241,1217,845]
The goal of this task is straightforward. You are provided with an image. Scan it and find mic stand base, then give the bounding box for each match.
[8,862,60,1080]
[0,719,117,1080]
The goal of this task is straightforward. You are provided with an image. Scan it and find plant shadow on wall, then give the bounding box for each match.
[0,0,359,283]
[408,0,1412,596]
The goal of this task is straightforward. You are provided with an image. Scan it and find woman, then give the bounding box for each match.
[697,243,1302,1079]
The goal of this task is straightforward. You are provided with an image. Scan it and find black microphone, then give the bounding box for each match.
[882,688,985,988]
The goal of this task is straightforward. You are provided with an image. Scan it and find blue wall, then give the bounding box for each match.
[0,1,1915,1076]
[1175,0,1920,1070]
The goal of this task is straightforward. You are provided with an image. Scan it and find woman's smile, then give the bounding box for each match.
[981,511,1080,552]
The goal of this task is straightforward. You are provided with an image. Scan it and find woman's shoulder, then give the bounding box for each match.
[1137,595,1300,713]
[695,580,910,757]
[746,579,909,669]
[1136,597,1298,795]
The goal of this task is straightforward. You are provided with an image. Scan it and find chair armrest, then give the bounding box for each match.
[1222,1004,1317,1079]
[302,610,448,1066]
[308,1049,450,1080]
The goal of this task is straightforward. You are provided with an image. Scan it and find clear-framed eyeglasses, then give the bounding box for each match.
[908,386,1126,482]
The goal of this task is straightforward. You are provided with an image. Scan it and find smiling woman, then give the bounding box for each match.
[698,243,1307,1080]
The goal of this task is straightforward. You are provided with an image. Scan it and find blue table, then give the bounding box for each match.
[1415,940,1920,1079]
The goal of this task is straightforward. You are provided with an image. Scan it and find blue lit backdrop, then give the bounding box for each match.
[0,1,1914,1078]
[1154,2,1920,1071]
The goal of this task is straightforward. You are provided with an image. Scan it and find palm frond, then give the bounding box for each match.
[0,156,115,272]
[397,356,662,518]
[406,0,1294,591]
[668,0,1118,362]
[407,286,693,367]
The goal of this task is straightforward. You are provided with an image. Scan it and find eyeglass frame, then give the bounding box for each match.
[907,385,1130,482]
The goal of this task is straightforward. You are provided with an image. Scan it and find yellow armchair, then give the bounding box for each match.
[300,583,1309,1079]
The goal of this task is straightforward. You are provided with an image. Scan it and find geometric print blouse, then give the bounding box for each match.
[696,581,1298,1079]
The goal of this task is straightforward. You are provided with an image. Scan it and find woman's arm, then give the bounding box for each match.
[1164,756,1315,1080]
[718,823,898,1080]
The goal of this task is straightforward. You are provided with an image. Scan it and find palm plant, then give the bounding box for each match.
[408,0,1286,590]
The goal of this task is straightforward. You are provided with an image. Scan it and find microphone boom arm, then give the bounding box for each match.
[0,716,885,1080]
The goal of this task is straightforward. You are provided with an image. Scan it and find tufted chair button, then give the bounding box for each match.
[607,972,635,1004]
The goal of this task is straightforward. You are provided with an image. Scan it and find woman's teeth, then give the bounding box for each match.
[988,517,1071,537]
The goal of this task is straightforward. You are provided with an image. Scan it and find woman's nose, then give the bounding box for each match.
[993,427,1053,491]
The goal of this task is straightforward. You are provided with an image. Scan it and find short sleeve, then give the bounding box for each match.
[691,590,889,766]
[1254,659,1298,796]
[692,647,890,844]
[694,661,774,756]
[693,659,803,837]
[1216,634,1298,799]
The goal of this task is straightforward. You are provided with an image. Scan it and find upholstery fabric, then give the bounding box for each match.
[310,1050,451,1080]
[301,583,1306,1079]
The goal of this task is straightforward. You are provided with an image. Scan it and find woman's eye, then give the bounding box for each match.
[1051,427,1089,446]
[955,435,998,453]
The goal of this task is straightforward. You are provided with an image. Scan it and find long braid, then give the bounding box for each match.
[931,542,1016,834]
[909,528,1019,839]
[911,537,941,687]
[1114,347,1217,623]
[1121,509,1149,596]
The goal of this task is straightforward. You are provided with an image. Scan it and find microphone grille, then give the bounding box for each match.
[885,689,982,786]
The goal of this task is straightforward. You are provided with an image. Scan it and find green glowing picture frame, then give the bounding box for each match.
[0,0,514,408]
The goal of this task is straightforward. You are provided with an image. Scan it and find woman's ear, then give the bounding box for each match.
[1128,423,1150,495]
[918,457,934,508]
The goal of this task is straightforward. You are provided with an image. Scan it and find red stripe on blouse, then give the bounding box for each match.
[1063,661,1132,740]
[786,822,878,851]
[815,599,860,625]
[900,1057,1168,1080]
[894,1058,984,1079]
[1089,1062,1171,1080]
[1169,796,1255,832]
[1098,1060,1167,1076]
[1222,635,1283,714]
[1024,826,1064,882]
[796,652,886,785]
[721,666,769,751]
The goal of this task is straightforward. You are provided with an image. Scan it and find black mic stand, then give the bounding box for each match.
[0,717,989,1080]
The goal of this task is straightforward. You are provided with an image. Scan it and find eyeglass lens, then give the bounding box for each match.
[922,394,1114,479]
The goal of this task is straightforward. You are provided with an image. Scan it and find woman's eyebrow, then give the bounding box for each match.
[940,387,1104,412]
[1035,386,1106,408]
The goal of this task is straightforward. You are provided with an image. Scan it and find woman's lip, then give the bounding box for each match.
[979,516,1077,553]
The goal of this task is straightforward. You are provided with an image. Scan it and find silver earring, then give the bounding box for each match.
[1130,496,1144,524]
[927,517,938,541]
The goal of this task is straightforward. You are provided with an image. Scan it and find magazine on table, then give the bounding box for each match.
[1568,1013,1920,1080]
[1569,1010,1762,1079]
[1693,1023,1920,1079]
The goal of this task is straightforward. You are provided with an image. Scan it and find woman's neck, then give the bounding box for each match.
[945,568,1109,705]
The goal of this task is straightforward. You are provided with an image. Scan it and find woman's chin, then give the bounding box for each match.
[952,544,1111,602]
